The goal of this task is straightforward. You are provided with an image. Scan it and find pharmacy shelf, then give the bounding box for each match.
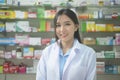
[80,32,120,38]
[0,45,46,50]
[86,4,120,8]
[1,74,36,80]
[5,31,54,38]
[87,45,113,52]
[79,18,120,22]
[0,74,5,80]
[5,58,33,66]
[97,74,120,80]
[0,58,5,65]
[0,5,55,10]
[0,18,53,20]
[97,58,120,65]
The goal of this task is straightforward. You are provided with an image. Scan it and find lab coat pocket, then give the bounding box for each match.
[67,66,87,80]
[77,66,87,78]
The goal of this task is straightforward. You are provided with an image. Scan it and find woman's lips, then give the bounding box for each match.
[60,34,67,38]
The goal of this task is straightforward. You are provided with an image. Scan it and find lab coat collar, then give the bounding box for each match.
[56,39,80,52]
[56,39,81,55]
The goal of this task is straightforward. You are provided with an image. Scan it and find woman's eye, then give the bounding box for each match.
[56,24,61,27]
[65,23,71,26]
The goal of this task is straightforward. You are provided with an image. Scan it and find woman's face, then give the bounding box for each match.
[55,14,78,43]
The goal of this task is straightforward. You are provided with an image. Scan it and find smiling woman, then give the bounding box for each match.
[55,14,78,49]
[54,9,81,43]
[36,8,96,80]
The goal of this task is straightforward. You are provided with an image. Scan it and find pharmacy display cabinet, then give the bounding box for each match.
[0,4,120,80]
[0,5,55,80]
[78,5,120,80]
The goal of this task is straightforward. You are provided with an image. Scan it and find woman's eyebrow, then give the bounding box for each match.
[64,21,71,23]
[56,22,58,24]
[56,20,71,24]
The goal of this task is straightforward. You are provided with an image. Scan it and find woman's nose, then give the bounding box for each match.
[60,26,64,32]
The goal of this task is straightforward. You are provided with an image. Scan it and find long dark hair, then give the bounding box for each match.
[53,8,81,43]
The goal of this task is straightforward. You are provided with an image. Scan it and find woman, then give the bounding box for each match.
[36,8,96,80]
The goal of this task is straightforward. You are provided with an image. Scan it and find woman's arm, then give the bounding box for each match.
[86,50,96,80]
[36,51,46,80]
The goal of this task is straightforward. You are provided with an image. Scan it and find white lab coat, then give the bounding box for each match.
[36,39,96,80]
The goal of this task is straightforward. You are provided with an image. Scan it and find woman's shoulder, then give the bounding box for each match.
[75,39,95,54]
[75,39,94,51]
[44,42,57,50]
[42,41,59,55]
[40,42,56,57]
[80,43,94,51]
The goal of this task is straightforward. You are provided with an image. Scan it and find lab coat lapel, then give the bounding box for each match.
[62,39,79,75]
[49,43,60,79]
[63,49,76,74]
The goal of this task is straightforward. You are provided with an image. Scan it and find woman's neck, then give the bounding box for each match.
[61,39,74,54]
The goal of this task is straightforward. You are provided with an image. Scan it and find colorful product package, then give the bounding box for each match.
[0,66,3,73]
[23,47,34,59]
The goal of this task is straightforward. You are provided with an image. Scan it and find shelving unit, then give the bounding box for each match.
[0,3,120,80]
[6,74,36,80]
[78,4,120,80]
[97,74,120,80]
[0,58,37,80]
[0,5,55,80]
